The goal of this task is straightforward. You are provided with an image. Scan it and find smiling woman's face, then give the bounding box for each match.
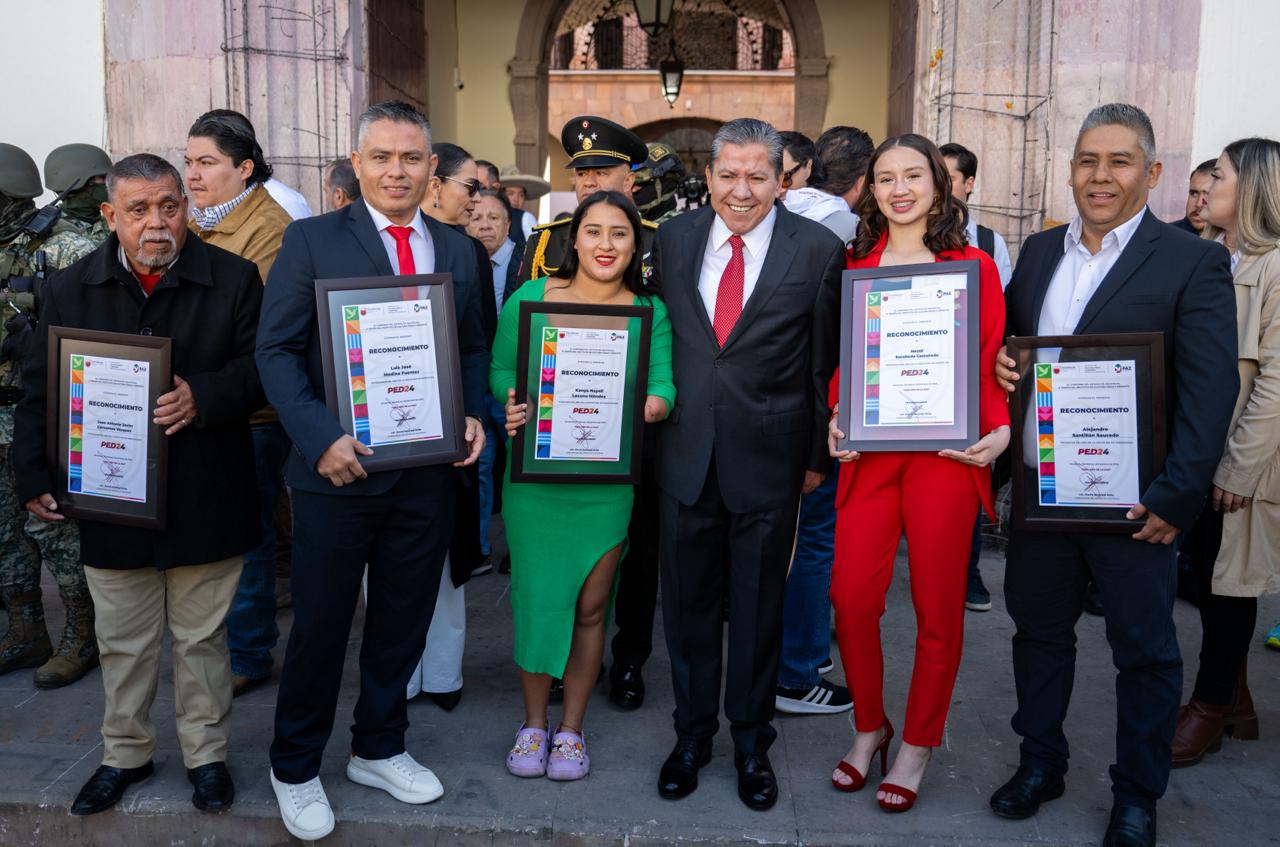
[573,201,634,284]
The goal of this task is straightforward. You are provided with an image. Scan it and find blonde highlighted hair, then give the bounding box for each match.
[1203,137,1280,256]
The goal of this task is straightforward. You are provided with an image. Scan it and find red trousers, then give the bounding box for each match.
[830,452,981,747]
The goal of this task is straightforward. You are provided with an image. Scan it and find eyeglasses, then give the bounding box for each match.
[781,160,807,188]
[443,175,480,197]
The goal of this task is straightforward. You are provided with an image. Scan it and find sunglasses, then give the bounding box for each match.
[781,160,807,188]
[443,175,480,196]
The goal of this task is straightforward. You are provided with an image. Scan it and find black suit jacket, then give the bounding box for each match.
[15,234,265,569]
[1005,210,1238,529]
[1170,215,1199,235]
[654,203,843,513]
[256,201,489,496]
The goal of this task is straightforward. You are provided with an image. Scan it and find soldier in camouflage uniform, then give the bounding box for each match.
[630,142,688,227]
[0,142,106,688]
[44,143,112,245]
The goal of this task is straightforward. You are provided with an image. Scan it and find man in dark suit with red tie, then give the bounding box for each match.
[651,118,843,811]
[256,101,488,842]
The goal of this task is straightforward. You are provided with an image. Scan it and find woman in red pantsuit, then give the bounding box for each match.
[826,135,1010,812]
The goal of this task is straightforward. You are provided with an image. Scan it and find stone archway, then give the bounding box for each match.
[508,0,829,175]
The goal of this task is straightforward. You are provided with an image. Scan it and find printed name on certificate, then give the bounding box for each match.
[536,326,628,461]
[344,299,445,447]
[70,353,150,502]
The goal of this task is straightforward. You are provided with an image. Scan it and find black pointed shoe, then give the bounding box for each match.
[70,762,155,815]
[1103,804,1156,847]
[189,761,235,812]
[658,737,712,799]
[989,765,1065,819]
[608,663,645,710]
[734,751,778,811]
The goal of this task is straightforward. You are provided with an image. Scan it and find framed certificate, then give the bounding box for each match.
[46,326,171,529]
[836,260,980,452]
[510,300,652,484]
[315,274,468,471]
[1007,333,1167,532]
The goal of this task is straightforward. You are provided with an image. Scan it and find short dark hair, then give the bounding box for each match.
[852,134,968,259]
[433,143,473,179]
[812,125,875,196]
[188,109,274,184]
[357,100,431,149]
[1192,158,1217,178]
[326,157,359,200]
[553,190,646,296]
[107,153,183,202]
[475,159,500,185]
[938,142,978,181]
[1077,103,1156,166]
[780,131,815,166]
[474,188,512,221]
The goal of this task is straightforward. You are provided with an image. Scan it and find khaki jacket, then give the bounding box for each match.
[1212,245,1280,596]
[188,183,292,283]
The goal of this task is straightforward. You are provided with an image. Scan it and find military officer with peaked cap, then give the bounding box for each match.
[512,116,658,298]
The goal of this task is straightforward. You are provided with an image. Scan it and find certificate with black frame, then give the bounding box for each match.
[46,326,171,529]
[315,274,468,471]
[510,300,652,484]
[836,260,980,452]
[1007,333,1167,532]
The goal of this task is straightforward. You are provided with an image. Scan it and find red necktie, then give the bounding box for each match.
[386,225,417,275]
[712,234,745,346]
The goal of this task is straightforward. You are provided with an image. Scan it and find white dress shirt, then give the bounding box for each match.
[698,206,778,320]
[364,200,435,275]
[490,237,516,311]
[965,215,1013,289]
[1037,207,1146,336]
[264,176,314,220]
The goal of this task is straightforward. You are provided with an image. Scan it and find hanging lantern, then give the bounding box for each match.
[659,49,684,108]
[633,0,676,38]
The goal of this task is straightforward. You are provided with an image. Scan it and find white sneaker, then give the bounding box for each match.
[346,752,444,804]
[270,770,335,841]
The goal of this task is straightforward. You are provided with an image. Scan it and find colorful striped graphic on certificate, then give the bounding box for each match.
[536,327,558,458]
[343,305,371,445]
[863,292,881,424]
[1035,363,1056,503]
[67,355,85,492]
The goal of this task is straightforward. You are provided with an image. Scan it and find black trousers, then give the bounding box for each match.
[611,453,660,669]
[269,467,454,783]
[659,462,799,755]
[1005,529,1181,809]
[1185,507,1257,705]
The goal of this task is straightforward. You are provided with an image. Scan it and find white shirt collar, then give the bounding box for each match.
[711,204,778,258]
[1063,206,1146,255]
[364,199,429,242]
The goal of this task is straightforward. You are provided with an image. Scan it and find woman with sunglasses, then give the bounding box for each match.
[493,191,674,781]
[780,130,860,245]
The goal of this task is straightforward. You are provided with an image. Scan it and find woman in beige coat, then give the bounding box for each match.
[1172,136,1280,767]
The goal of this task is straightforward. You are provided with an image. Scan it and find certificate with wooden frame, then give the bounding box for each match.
[46,326,171,529]
[511,300,652,484]
[836,260,980,452]
[1007,333,1167,532]
[315,274,468,471]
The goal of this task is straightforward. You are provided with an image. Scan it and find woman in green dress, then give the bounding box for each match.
[491,190,675,781]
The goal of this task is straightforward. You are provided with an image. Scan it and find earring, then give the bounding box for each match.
[434,197,440,208]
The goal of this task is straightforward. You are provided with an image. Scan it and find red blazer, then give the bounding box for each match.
[830,234,1010,518]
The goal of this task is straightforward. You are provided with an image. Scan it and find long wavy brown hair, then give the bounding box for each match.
[851,134,968,259]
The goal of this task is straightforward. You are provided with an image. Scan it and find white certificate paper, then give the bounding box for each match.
[865,277,962,426]
[1035,360,1141,507]
[71,353,150,502]
[345,299,444,447]
[538,326,628,461]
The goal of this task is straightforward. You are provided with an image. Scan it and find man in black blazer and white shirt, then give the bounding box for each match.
[988,104,1237,847]
[652,118,843,811]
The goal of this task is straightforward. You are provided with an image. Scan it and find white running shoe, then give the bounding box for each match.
[270,770,335,841]
[346,752,444,804]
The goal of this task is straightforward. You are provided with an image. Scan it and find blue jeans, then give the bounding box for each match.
[778,462,838,689]
[477,396,506,557]
[226,421,288,679]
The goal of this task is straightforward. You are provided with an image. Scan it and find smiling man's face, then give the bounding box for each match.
[707,142,780,236]
[1070,123,1161,238]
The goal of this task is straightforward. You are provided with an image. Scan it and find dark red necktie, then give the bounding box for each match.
[712,234,745,346]
[386,225,416,275]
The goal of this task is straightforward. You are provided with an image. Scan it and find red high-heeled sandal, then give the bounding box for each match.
[831,722,894,793]
[878,747,931,812]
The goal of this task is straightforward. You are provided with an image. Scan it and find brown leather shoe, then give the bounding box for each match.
[232,673,270,698]
[1224,660,1260,740]
[1171,699,1228,767]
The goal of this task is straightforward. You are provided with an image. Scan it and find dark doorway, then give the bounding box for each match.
[632,117,722,179]
[367,0,428,112]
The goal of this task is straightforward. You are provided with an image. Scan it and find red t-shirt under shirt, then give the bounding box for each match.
[135,271,162,295]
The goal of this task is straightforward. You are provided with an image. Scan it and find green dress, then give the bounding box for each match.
[491,278,676,676]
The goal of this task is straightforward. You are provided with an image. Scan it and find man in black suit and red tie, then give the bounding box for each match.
[651,117,843,811]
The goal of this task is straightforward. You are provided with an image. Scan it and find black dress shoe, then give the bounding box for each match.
[989,765,1066,819]
[70,762,155,815]
[609,663,645,710]
[188,761,235,812]
[658,737,712,799]
[734,751,778,811]
[1103,804,1156,847]
[430,688,463,711]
